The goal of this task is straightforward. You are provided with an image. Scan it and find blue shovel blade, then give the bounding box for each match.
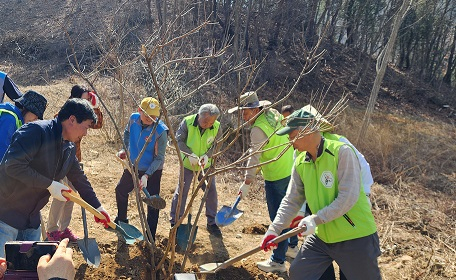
[215,205,243,227]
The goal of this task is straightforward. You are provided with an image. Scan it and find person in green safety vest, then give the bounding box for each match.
[0,90,47,159]
[169,104,223,237]
[228,91,294,273]
[260,107,381,280]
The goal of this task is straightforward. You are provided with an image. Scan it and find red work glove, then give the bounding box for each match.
[88,91,100,109]
[0,257,6,280]
[94,206,111,228]
[260,230,278,252]
[289,211,305,228]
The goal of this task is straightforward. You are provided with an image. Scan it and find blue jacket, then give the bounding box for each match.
[0,118,101,230]
[124,113,168,175]
[0,102,24,160]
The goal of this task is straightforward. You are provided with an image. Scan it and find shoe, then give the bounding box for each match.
[46,230,62,241]
[257,259,287,273]
[286,246,299,258]
[143,195,166,210]
[206,224,222,237]
[114,217,129,224]
[60,228,79,242]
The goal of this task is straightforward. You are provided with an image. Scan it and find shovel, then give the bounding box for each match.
[62,191,143,245]
[142,187,166,210]
[176,206,198,250]
[198,226,305,274]
[115,155,166,210]
[215,194,243,227]
[77,207,101,267]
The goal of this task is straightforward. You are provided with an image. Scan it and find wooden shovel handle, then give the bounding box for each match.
[218,226,305,270]
[62,191,116,230]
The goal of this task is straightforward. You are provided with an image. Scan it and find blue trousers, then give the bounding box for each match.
[265,176,291,263]
[0,220,41,258]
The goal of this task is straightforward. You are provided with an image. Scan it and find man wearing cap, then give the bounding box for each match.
[169,104,223,237]
[0,71,23,103]
[114,97,168,242]
[260,107,381,279]
[228,91,294,272]
[0,90,47,159]
[0,99,111,258]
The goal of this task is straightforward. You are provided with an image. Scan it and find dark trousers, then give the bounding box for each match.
[115,169,163,240]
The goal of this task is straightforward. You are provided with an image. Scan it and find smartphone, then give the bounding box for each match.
[5,241,58,272]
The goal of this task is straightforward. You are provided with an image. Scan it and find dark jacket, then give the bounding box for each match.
[0,117,101,230]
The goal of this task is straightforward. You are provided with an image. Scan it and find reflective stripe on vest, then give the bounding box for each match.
[0,108,22,129]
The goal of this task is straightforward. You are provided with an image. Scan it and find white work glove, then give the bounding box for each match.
[47,181,70,202]
[139,174,148,190]
[116,149,126,160]
[260,229,279,252]
[199,154,209,167]
[238,183,250,199]
[298,214,317,236]
[188,153,199,166]
[94,206,111,228]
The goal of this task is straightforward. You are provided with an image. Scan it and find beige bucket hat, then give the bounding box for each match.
[228,91,272,113]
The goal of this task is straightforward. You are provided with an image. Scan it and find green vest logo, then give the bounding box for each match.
[320,171,334,188]
[206,136,214,145]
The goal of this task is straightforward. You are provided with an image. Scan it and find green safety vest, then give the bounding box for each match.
[295,138,376,243]
[182,114,220,171]
[251,111,293,181]
[0,109,22,129]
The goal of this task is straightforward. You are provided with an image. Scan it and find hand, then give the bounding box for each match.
[289,211,305,228]
[260,230,278,252]
[199,154,209,167]
[94,206,111,228]
[0,258,6,280]
[238,183,250,199]
[117,149,127,160]
[88,91,100,109]
[188,153,199,166]
[47,181,71,202]
[37,238,75,280]
[297,214,317,236]
[139,174,148,190]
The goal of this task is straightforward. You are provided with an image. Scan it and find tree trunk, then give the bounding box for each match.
[443,26,456,85]
[356,0,413,144]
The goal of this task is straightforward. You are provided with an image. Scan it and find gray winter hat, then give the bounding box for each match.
[15,90,47,119]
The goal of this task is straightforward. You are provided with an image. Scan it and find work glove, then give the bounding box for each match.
[297,214,317,236]
[88,91,100,109]
[139,174,148,190]
[47,181,71,202]
[94,206,111,228]
[0,258,6,280]
[238,183,250,200]
[199,154,209,167]
[289,211,305,228]
[260,229,279,252]
[116,149,127,160]
[188,153,199,166]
